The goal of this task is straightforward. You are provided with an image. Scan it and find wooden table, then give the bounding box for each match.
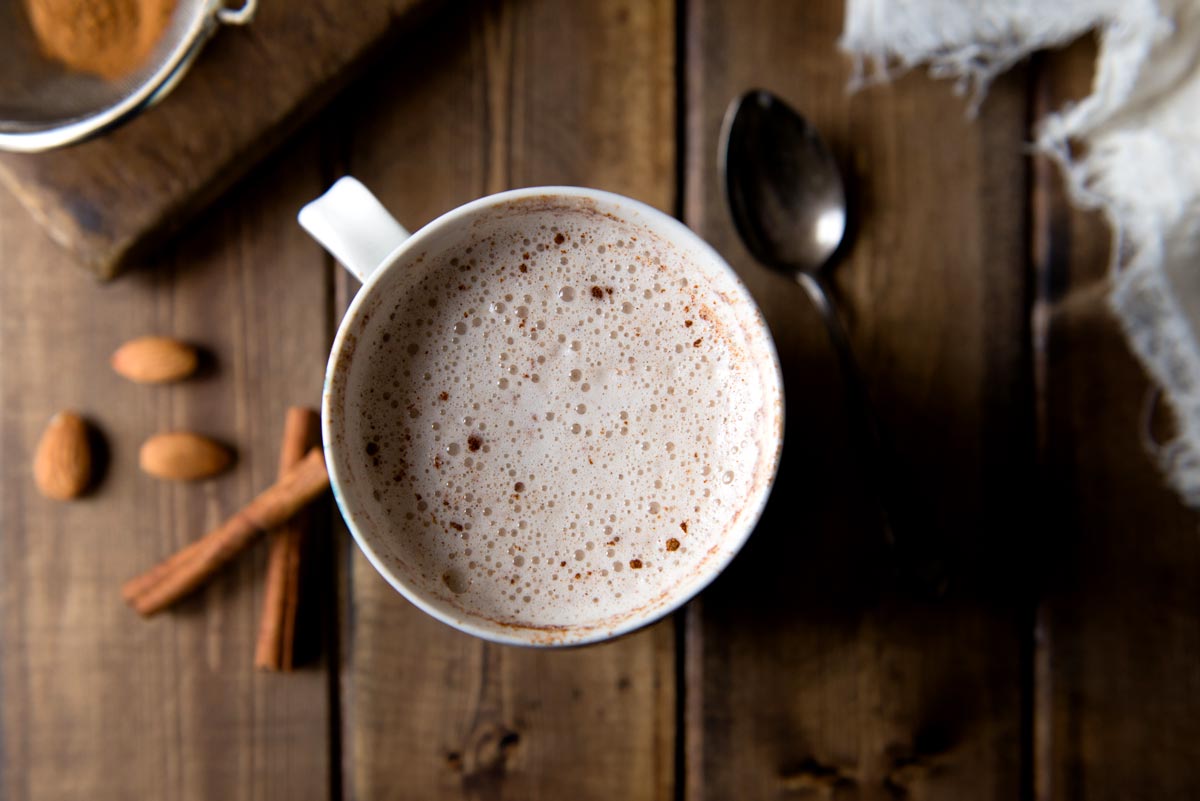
[3,2,1199,799]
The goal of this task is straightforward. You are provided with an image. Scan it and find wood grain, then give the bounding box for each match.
[683,2,1031,798]
[1033,40,1200,801]
[0,129,335,800]
[0,0,432,278]
[335,1,677,798]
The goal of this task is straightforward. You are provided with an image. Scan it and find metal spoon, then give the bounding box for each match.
[720,89,945,593]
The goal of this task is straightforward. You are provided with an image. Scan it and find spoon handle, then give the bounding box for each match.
[795,272,946,595]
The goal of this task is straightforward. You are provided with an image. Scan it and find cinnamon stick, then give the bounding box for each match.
[122,447,329,617]
[254,407,320,671]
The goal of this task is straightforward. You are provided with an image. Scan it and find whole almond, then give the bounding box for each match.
[140,432,233,481]
[34,412,93,500]
[112,337,198,384]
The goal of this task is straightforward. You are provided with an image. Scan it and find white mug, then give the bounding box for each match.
[300,177,784,646]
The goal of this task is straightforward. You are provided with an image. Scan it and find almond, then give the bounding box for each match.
[111,336,198,384]
[34,412,93,500]
[139,432,233,481]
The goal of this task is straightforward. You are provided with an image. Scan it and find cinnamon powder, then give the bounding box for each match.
[24,0,177,81]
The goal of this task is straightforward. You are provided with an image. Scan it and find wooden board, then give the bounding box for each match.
[1033,40,1200,801]
[334,1,677,798]
[683,1,1032,798]
[0,124,336,798]
[0,0,432,279]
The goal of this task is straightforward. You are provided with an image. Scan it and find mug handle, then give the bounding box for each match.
[298,177,411,283]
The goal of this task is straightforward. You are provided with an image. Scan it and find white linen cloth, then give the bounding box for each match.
[841,0,1200,504]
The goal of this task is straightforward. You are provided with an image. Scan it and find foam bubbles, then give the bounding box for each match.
[348,203,772,631]
[442,570,469,593]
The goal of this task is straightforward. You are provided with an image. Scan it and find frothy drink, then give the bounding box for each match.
[329,194,782,641]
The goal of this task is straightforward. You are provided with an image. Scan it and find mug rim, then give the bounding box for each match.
[322,185,784,647]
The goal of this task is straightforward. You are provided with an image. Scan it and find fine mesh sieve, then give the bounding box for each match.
[0,0,255,152]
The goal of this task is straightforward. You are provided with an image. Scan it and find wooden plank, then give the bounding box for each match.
[0,128,336,799]
[0,0,433,278]
[1033,40,1200,801]
[684,1,1031,798]
[335,1,677,799]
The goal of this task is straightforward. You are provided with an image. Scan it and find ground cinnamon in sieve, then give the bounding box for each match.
[23,0,177,81]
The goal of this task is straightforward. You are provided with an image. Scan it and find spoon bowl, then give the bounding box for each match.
[720,89,847,274]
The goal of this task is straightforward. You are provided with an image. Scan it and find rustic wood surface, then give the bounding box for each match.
[0,0,431,278]
[684,2,1030,798]
[1032,39,1200,801]
[0,127,335,799]
[2,2,1198,800]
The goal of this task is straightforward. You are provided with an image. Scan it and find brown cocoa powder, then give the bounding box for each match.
[24,0,177,81]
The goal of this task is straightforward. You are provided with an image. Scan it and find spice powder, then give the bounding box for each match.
[24,0,178,81]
